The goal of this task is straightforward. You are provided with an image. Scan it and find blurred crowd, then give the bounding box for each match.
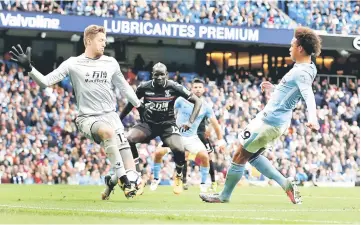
[286,0,360,35]
[2,0,359,34]
[0,53,359,186]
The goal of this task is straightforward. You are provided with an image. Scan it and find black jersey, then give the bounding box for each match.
[197,117,207,136]
[136,80,191,125]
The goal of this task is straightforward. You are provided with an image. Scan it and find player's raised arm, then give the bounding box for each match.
[295,70,319,130]
[187,94,202,124]
[10,45,68,89]
[205,104,226,150]
[209,116,224,144]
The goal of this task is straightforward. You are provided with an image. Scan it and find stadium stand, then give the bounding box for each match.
[2,0,293,29]
[284,0,360,35]
[0,54,359,186]
[2,0,359,34]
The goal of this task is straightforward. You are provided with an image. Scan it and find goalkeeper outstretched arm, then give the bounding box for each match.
[10,45,68,88]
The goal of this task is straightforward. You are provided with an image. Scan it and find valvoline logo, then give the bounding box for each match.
[0,12,60,30]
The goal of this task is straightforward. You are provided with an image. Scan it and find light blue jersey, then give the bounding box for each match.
[174,97,215,137]
[259,62,318,127]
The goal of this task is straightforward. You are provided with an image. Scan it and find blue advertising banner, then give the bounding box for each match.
[0,11,294,45]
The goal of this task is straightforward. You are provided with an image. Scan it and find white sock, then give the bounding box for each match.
[104,138,126,179]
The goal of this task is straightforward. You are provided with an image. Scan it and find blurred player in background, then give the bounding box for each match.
[120,62,202,195]
[150,78,225,193]
[10,25,142,200]
[200,26,322,204]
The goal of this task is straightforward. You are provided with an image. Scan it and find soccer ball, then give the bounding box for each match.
[126,169,142,189]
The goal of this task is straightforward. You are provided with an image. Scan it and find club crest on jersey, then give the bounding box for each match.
[165,90,171,97]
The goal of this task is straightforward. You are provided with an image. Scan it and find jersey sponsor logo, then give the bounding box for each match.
[145,92,155,95]
[146,102,169,112]
[85,71,108,83]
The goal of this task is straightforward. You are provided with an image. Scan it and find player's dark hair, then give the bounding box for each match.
[192,78,205,85]
[294,27,322,57]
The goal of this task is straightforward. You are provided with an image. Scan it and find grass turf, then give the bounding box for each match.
[0,184,359,224]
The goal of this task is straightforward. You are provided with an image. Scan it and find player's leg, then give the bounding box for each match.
[75,116,136,199]
[93,123,139,199]
[208,152,217,192]
[182,151,189,190]
[185,136,210,192]
[249,148,288,188]
[196,150,210,193]
[127,122,153,172]
[150,146,170,191]
[161,127,186,194]
[199,135,217,191]
[102,112,141,199]
[200,119,273,203]
[249,148,301,204]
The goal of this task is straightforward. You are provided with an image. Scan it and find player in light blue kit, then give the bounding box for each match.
[200,27,322,204]
[150,78,225,193]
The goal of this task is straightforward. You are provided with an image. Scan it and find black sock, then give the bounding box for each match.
[134,157,141,172]
[209,159,215,182]
[135,163,141,173]
[119,175,130,187]
[182,163,187,183]
[176,164,183,176]
[130,142,139,159]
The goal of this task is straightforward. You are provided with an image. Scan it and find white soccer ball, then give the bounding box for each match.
[126,169,142,189]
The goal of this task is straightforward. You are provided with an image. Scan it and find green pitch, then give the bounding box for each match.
[0,185,359,224]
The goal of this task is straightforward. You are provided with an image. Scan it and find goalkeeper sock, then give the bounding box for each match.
[104,138,126,180]
[220,162,244,201]
[200,166,209,184]
[153,163,161,180]
[250,155,287,189]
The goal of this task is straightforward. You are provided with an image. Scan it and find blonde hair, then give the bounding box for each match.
[83,25,106,47]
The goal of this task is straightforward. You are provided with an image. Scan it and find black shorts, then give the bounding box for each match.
[132,122,180,143]
[197,133,215,154]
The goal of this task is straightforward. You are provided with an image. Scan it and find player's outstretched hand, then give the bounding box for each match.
[180,122,191,132]
[260,81,274,93]
[9,45,32,72]
[305,122,320,132]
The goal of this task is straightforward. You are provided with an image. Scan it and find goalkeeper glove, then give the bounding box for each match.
[10,45,32,72]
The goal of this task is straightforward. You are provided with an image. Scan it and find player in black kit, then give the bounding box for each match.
[120,62,202,195]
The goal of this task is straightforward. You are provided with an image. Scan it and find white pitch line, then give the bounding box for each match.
[0,204,358,224]
[236,193,360,200]
[0,204,358,213]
